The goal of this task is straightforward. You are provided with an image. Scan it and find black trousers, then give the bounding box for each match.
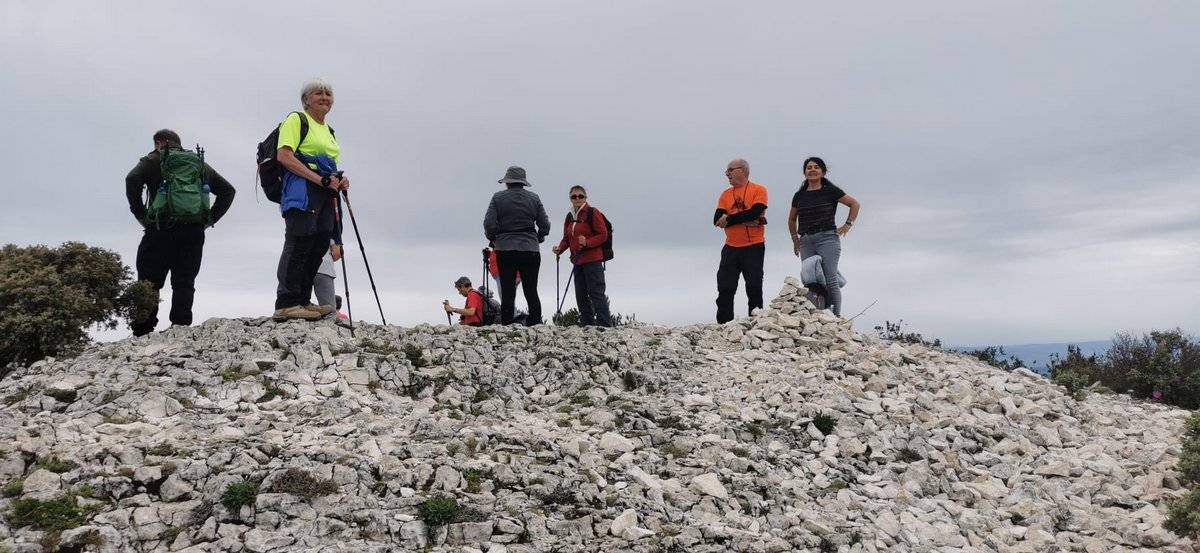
[133,224,206,336]
[715,243,765,323]
[275,201,335,310]
[574,261,611,327]
[497,250,542,325]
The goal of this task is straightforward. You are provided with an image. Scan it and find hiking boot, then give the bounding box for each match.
[272,305,322,321]
[305,304,336,317]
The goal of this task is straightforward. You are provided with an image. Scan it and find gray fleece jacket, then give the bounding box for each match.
[483,186,551,252]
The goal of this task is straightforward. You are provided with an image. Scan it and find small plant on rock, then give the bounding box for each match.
[810,413,837,436]
[220,481,259,510]
[271,469,338,499]
[403,343,429,368]
[417,495,460,527]
[8,494,95,531]
[463,469,484,494]
[2,479,23,497]
[33,456,76,474]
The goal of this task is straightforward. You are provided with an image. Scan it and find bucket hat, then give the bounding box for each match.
[498,166,531,187]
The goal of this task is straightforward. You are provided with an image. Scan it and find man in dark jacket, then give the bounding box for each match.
[125,129,236,336]
[551,185,612,327]
[483,166,550,325]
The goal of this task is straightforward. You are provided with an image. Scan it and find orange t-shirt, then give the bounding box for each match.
[717,182,768,247]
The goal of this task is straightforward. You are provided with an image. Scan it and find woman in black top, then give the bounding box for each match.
[787,157,861,315]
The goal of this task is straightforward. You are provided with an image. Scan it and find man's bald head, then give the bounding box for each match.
[725,158,750,186]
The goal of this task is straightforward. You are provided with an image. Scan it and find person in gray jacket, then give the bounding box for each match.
[484,166,551,325]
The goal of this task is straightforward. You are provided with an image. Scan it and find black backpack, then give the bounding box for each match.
[475,287,501,325]
[584,207,614,262]
[255,112,335,203]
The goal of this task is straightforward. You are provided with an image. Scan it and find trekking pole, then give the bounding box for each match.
[557,266,575,314]
[339,184,388,325]
[340,253,354,335]
[555,254,561,316]
[333,200,354,335]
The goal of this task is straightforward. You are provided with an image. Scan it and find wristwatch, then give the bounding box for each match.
[845,220,854,226]
[321,175,331,186]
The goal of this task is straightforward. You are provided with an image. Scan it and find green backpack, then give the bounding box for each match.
[147,146,211,226]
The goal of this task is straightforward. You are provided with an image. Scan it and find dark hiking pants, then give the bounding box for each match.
[574,261,611,327]
[276,201,335,310]
[715,243,765,324]
[133,224,206,336]
[497,250,542,325]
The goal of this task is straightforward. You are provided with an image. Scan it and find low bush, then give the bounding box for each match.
[874,320,941,348]
[417,495,460,527]
[1051,330,1199,409]
[1165,487,1200,539]
[220,481,259,510]
[964,346,1027,371]
[270,469,338,499]
[1180,412,1200,486]
[8,494,95,531]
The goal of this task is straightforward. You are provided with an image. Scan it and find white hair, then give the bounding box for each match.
[300,78,334,108]
[730,158,750,173]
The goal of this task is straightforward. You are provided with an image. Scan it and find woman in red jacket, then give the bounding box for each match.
[551,186,612,327]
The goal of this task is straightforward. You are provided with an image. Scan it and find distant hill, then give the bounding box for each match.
[954,340,1112,375]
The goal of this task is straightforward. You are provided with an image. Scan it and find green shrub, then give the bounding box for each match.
[874,320,941,348]
[33,456,76,474]
[1050,331,1200,409]
[220,481,259,510]
[553,308,637,327]
[811,413,837,436]
[1180,412,1200,486]
[417,496,460,527]
[964,346,1027,371]
[403,344,428,368]
[2,479,23,497]
[0,242,159,372]
[8,494,94,531]
[463,469,483,494]
[1165,488,1200,539]
[552,308,580,327]
[270,468,338,499]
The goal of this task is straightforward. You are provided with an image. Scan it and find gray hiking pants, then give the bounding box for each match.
[799,230,842,316]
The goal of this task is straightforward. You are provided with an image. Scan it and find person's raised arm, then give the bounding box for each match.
[204,164,237,225]
[837,194,861,237]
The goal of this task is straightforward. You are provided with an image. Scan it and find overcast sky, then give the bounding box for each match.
[3,1,1197,345]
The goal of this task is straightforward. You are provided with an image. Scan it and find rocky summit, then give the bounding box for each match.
[0,278,1194,553]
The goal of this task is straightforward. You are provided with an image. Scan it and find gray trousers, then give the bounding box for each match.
[799,230,842,315]
[313,274,336,308]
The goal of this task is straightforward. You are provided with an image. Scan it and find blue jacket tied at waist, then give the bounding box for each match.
[280,153,339,214]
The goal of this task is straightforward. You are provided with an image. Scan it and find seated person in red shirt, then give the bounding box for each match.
[443,276,484,326]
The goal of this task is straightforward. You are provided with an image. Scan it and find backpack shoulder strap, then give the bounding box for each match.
[585,206,601,233]
[293,111,310,148]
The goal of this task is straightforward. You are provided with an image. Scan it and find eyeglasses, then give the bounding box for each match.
[725,167,745,174]
[569,194,586,199]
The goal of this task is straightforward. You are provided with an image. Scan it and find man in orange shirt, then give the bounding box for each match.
[714,158,767,323]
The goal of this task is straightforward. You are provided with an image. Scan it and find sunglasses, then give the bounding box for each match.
[569,194,586,199]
